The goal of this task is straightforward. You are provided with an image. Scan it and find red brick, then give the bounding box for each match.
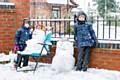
[0,0,30,52]
[46,47,120,71]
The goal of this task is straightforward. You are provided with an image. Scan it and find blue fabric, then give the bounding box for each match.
[44,32,52,43]
[15,26,32,51]
[74,22,97,47]
[76,46,90,71]
[44,32,52,52]
[31,53,48,56]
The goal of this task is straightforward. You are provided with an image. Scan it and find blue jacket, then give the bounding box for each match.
[74,22,97,47]
[14,26,32,51]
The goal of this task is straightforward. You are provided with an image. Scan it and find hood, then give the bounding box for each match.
[76,11,87,22]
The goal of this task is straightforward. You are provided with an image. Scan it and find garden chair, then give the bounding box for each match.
[16,32,52,72]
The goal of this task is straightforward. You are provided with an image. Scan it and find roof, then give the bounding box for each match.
[0,2,15,5]
[47,0,78,6]
[47,0,67,4]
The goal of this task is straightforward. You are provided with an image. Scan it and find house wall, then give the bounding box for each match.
[0,9,16,53]
[0,0,30,53]
[30,2,51,18]
[30,1,69,19]
[10,0,30,28]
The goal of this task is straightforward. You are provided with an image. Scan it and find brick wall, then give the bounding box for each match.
[10,0,30,28]
[30,46,120,71]
[30,3,51,18]
[0,9,16,53]
[90,48,120,71]
[0,0,30,53]
[30,1,70,19]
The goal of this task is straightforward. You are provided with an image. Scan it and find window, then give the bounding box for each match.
[93,3,97,6]
[0,0,9,2]
[0,0,15,9]
[92,0,96,2]
[52,6,61,19]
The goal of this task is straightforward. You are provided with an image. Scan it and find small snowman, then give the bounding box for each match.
[51,38,75,72]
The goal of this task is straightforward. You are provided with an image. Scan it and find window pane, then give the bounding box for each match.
[52,6,60,19]
[0,0,15,9]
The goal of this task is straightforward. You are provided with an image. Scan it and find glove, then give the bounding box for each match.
[92,40,98,48]
[93,42,96,48]
[12,44,19,53]
[74,36,77,42]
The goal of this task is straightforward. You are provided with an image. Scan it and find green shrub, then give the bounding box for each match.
[67,25,74,35]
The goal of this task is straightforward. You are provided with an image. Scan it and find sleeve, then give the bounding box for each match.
[14,29,21,45]
[89,24,97,43]
[74,14,77,23]
[74,24,77,42]
[29,28,34,39]
[29,32,32,39]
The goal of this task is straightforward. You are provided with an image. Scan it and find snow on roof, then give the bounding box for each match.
[71,8,81,12]
[0,2,15,5]
[47,0,73,5]
[0,53,10,62]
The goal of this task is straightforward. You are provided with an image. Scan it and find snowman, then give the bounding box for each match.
[51,38,75,72]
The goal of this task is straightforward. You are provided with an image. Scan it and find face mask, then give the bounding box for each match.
[24,23,30,28]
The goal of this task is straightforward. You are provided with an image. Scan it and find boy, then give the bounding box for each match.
[14,19,32,68]
[74,11,97,71]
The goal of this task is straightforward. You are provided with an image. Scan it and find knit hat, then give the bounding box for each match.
[23,18,30,24]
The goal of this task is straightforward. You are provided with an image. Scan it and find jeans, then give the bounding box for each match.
[76,46,91,71]
[16,44,29,67]
[16,55,29,67]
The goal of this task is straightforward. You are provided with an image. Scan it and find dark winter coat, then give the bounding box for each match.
[14,26,32,51]
[74,22,97,47]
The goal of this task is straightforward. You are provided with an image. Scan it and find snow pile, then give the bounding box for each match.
[52,38,75,72]
[0,53,9,62]
[9,51,17,61]
[0,52,120,80]
[0,62,120,80]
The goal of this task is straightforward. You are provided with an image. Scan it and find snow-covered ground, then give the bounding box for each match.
[0,62,120,80]
[0,53,120,80]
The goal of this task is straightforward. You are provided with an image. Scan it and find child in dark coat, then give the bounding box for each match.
[14,19,32,68]
[74,11,97,71]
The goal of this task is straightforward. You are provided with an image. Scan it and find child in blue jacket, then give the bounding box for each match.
[14,19,32,68]
[74,11,97,71]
